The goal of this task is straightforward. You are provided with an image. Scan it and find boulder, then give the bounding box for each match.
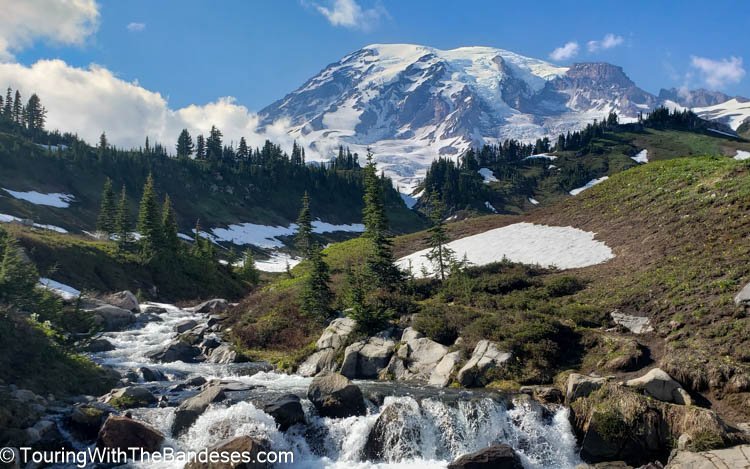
[142,305,168,315]
[297,349,338,377]
[175,319,199,334]
[610,312,654,334]
[447,444,524,469]
[263,394,305,431]
[69,403,112,439]
[520,386,564,405]
[428,351,462,387]
[85,338,115,353]
[666,445,750,468]
[145,340,201,363]
[316,317,357,350]
[189,299,229,315]
[103,291,140,313]
[139,367,167,382]
[363,401,421,461]
[105,386,157,409]
[456,340,512,387]
[184,436,270,469]
[89,305,136,332]
[625,368,692,405]
[25,419,65,450]
[171,384,226,435]
[382,328,449,382]
[341,334,396,379]
[96,415,164,452]
[307,372,366,418]
[566,373,608,403]
[206,344,248,364]
[734,282,750,305]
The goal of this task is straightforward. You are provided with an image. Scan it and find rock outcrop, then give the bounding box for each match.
[307,372,366,418]
[341,333,396,379]
[188,299,229,315]
[456,340,511,387]
[103,291,140,313]
[381,328,455,385]
[89,305,136,332]
[611,312,654,334]
[625,368,692,405]
[566,373,608,403]
[298,317,357,377]
[666,444,750,468]
[171,383,226,435]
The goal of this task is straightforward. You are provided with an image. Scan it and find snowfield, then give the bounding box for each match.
[210,220,364,248]
[2,188,75,208]
[39,277,80,300]
[631,150,648,163]
[570,176,609,196]
[397,222,613,277]
[734,150,750,161]
[254,252,302,273]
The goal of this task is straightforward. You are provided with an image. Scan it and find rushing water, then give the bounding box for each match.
[88,303,581,468]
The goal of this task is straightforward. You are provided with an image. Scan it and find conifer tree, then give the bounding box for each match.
[2,88,11,118]
[300,243,333,320]
[99,132,108,150]
[195,135,206,159]
[237,137,249,160]
[24,94,45,132]
[206,125,223,161]
[176,129,194,158]
[137,174,162,259]
[96,178,117,234]
[11,90,22,124]
[362,149,401,289]
[114,185,130,250]
[161,195,180,256]
[237,249,260,284]
[0,230,39,304]
[295,192,314,257]
[425,192,455,281]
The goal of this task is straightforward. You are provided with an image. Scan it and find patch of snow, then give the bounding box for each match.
[693,98,750,130]
[0,213,67,233]
[210,220,364,248]
[529,198,540,205]
[478,168,499,184]
[524,153,558,161]
[34,223,67,233]
[397,222,614,278]
[2,188,75,208]
[484,201,497,213]
[36,143,68,151]
[707,128,738,138]
[177,233,194,241]
[39,277,80,300]
[254,252,302,273]
[400,192,418,209]
[734,150,750,161]
[631,149,648,163]
[569,176,609,196]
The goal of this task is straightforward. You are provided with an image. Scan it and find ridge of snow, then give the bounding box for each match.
[210,220,364,248]
[39,277,80,300]
[693,98,750,130]
[570,176,609,196]
[2,188,75,208]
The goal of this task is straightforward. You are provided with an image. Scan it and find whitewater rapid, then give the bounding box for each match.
[89,303,582,468]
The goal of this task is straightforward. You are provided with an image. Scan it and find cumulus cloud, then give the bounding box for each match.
[313,0,386,31]
[126,22,146,33]
[690,55,745,88]
[549,41,579,61]
[0,59,315,156]
[587,33,623,53]
[0,0,99,61]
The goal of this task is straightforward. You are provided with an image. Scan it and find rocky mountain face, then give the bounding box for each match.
[258,43,743,191]
[658,87,734,107]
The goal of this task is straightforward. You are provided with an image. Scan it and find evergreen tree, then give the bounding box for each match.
[362,149,401,289]
[237,137,249,160]
[2,88,11,118]
[425,192,455,281]
[0,229,39,304]
[206,125,223,161]
[11,90,22,124]
[24,93,45,133]
[237,249,260,284]
[96,178,117,234]
[137,173,162,260]
[99,132,108,150]
[161,195,180,256]
[114,185,130,250]
[295,192,313,257]
[345,267,391,333]
[300,243,333,320]
[176,129,194,158]
[195,135,206,159]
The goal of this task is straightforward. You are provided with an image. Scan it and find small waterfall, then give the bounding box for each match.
[88,303,581,469]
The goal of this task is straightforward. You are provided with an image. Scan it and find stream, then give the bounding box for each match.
[87,302,582,468]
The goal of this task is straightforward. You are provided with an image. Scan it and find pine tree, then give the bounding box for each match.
[195,135,206,159]
[295,192,314,257]
[161,195,180,256]
[96,178,117,234]
[237,249,260,284]
[362,149,401,289]
[176,129,194,158]
[206,125,223,161]
[345,267,391,333]
[425,192,455,281]
[237,137,249,160]
[0,229,39,304]
[99,132,108,150]
[114,185,130,250]
[11,90,22,124]
[2,88,12,118]
[301,243,333,320]
[24,93,46,132]
[137,174,162,260]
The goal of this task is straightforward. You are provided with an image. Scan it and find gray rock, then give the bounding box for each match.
[89,305,136,332]
[175,319,199,334]
[428,351,461,387]
[97,416,164,452]
[735,282,750,305]
[171,384,226,435]
[185,436,270,469]
[103,291,140,313]
[189,299,229,315]
[139,367,167,382]
[206,344,248,364]
[625,368,692,405]
[307,372,366,418]
[317,317,357,350]
[456,340,512,387]
[566,373,608,403]
[142,305,167,315]
[447,444,524,469]
[84,338,115,353]
[383,327,449,383]
[666,444,750,468]
[69,403,112,439]
[298,349,338,377]
[105,386,157,408]
[611,312,654,334]
[340,334,396,379]
[363,401,421,461]
[263,394,305,431]
[145,340,201,363]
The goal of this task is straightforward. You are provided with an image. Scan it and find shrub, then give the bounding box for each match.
[546,275,586,297]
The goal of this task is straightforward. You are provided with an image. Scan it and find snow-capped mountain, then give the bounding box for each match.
[257,44,739,192]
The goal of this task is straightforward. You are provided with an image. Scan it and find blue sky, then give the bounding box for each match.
[12,0,750,110]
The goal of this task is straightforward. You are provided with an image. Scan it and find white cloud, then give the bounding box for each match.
[313,0,385,31]
[549,41,579,61]
[0,59,321,158]
[0,0,99,61]
[690,55,745,88]
[587,33,624,53]
[126,22,146,33]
